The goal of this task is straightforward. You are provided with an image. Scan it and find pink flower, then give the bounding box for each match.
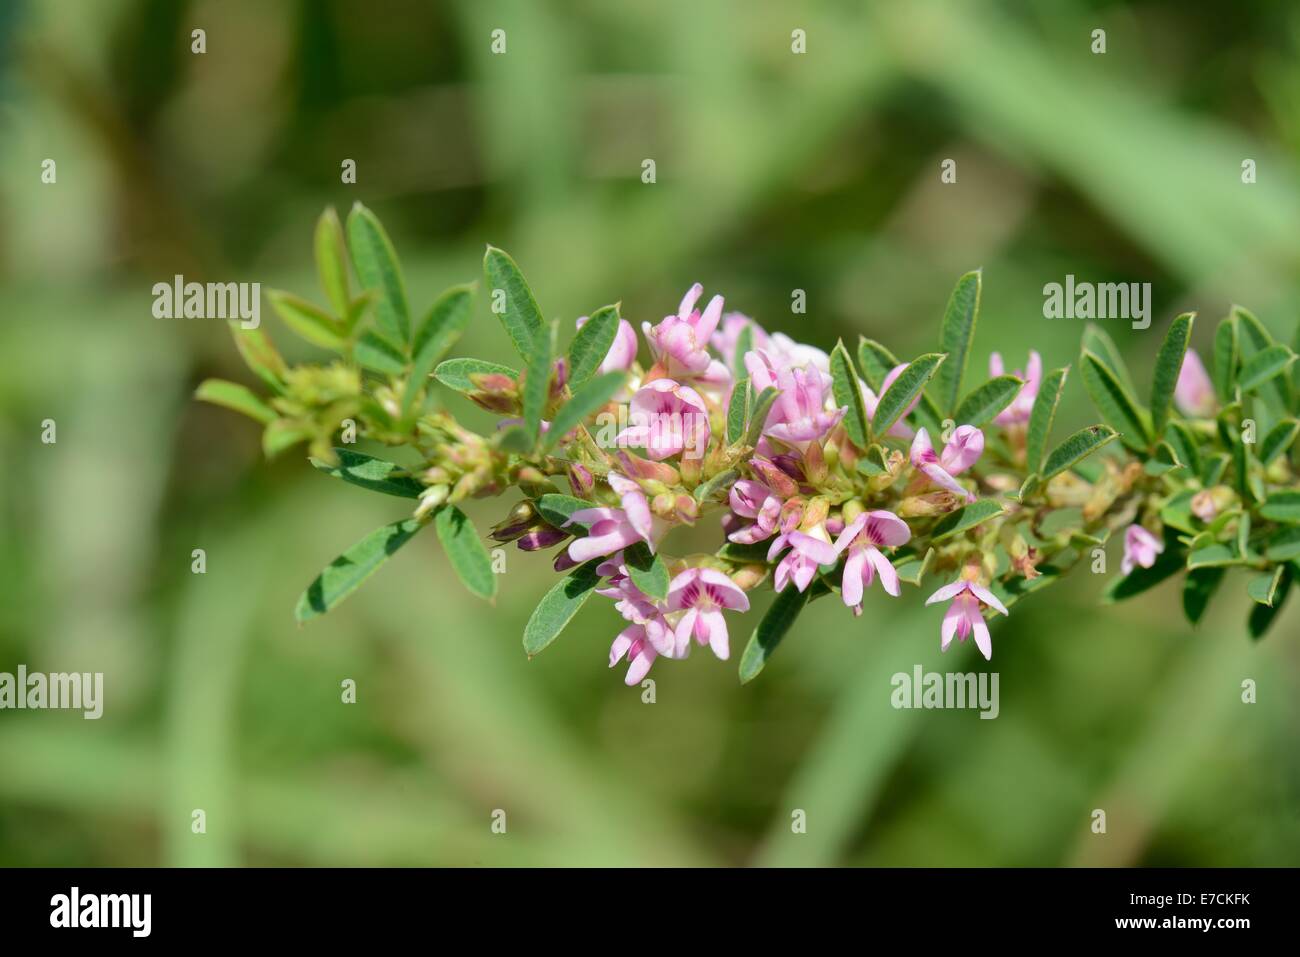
[769,525,838,593]
[926,577,1008,661]
[726,479,783,544]
[710,313,771,369]
[1174,349,1217,418]
[607,472,654,544]
[765,333,830,374]
[565,507,650,563]
[989,351,1042,426]
[576,314,638,374]
[833,510,911,610]
[616,378,709,460]
[1121,524,1164,576]
[642,284,731,383]
[909,426,983,502]
[666,567,750,660]
[609,624,660,685]
[860,364,920,438]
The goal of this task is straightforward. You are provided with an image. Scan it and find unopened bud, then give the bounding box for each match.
[414,484,450,520]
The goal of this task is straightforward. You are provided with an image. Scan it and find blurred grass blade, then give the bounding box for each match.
[195,379,275,425]
[484,245,545,359]
[934,269,981,415]
[347,202,410,347]
[1150,312,1194,437]
[295,518,425,622]
[309,448,424,499]
[953,374,1022,428]
[739,587,810,683]
[523,560,603,656]
[1025,365,1069,473]
[435,506,497,600]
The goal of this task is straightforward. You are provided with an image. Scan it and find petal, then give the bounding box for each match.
[865,546,900,597]
[841,548,866,608]
[941,601,964,651]
[625,644,657,685]
[787,530,838,566]
[865,510,911,547]
[666,568,700,611]
[677,283,704,320]
[968,582,1008,616]
[674,609,698,657]
[703,611,730,660]
[698,567,750,611]
[927,580,967,605]
[971,615,993,661]
[791,556,817,592]
[833,514,868,553]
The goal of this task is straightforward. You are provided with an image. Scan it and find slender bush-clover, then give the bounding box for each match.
[199,204,1300,684]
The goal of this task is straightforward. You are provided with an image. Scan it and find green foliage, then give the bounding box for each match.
[873,352,945,436]
[523,561,603,656]
[830,340,869,448]
[934,270,981,415]
[295,518,425,622]
[739,587,810,684]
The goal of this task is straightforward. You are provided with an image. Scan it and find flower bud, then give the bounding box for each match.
[414,484,450,520]
[516,526,569,551]
[729,564,768,590]
[568,463,595,497]
[490,501,540,542]
[752,456,798,498]
[802,495,830,529]
[674,494,699,524]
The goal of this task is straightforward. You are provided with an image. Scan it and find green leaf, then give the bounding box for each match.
[954,374,1023,428]
[543,371,625,451]
[535,494,593,529]
[738,587,810,684]
[695,468,739,504]
[1150,312,1195,437]
[930,499,1005,541]
[1264,526,1300,562]
[1183,567,1225,624]
[745,386,781,448]
[346,202,410,346]
[262,420,310,458]
[1041,424,1118,479]
[1082,323,1137,394]
[829,340,870,448]
[991,565,1063,610]
[726,378,751,445]
[1260,491,1300,523]
[230,322,287,391]
[309,448,424,499]
[1238,343,1297,394]
[195,378,276,425]
[1164,420,1202,477]
[314,206,351,318]
[873,353,945,436]
[522,320,557,446]
[484,245,545,359]
[934,269,981,415]
[1234,306,1293,413]
[1187,543,1244,569]
[567,305,621,387]
[433,357,518,394]
[295,518,425,622]
[435,506,497,600]
[624,542,670,601]
[1247,566,1285,607]
[1212,316,1238,404]
[266,289,345,351]
[1080,349,1150,451]
[354,330,408,376]
[405,284,476,415]
[733,324,755,380]
[1248,564,1292,639]
[1025,366,1069,473]
[857,338,898,391]
[892,549,934,587]
[1259,418,1300,466]
[523,560,603,656]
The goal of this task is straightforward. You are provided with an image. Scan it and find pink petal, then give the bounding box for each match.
[787,530,838,566]
[927,580,968,605]
[865,546,900,597]
[865,510,911,547]
[968,582,1008,615]
[841,548,866,608]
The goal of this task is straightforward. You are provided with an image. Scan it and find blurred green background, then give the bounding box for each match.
[2,0,1299,867]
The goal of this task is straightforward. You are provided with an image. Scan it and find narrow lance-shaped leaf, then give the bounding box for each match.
[543,371,625,451]
[829,340,870,448]
[745,386,781,448]
[522,320,557,446]
[1164,420,1202,476]
[726,378,751,445]
[1080,349,1150,451]
[267,289,345,351]
[354,330,407,376]
[953,375,1023,429]
[230,322,287,392]
[1247,566,1286,607]
[857,338,898,391]
[1025,366,1069,473]
[1041,425,1118,480]
[1238,343,1297,393]
[934,269,981,415]
[873,353,945,436]
[567,304,620,387]
[739,587,810,684]
[930,499,1005,541]
[1234,306,1293,413]
[295,518,425,622]
[1259,491,1300,523]
[484,245,545,360]
[1212,315,1238,404]
[624,542,669,602]
[434,357,518,394]
[309,448,424,499]
[195,379,276,425]
[1149,312,1194,439]
[435,506,497,600]
[1259,419,1300,466]
[404,284,476,416]
[1182,567,1225,625]
[1082,323,1137,394]
[347,202,410,346]
[733,325,754,380]
[314,206,351,318]
[1248,565,1293,639]
[523,560,603,656]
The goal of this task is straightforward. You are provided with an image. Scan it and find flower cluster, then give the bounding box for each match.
[200,205,1300,686]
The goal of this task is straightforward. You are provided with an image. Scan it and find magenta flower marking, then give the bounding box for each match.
[910,426,984,502]
[666,567,750,660]
[833,509,911,609]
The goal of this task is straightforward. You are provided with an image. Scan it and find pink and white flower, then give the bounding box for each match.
[926,576,1008,661]
[769,524,839,593]
[833,510,911,610]
[609,624,661,685]
[910,426,984,502]
[711,313,771,369]
[1121,524,1164,575]
[666,567,750,660]
[616,378,710,460]
[1174,349,1217,418]
[726,479,783,544]
[989,350,1042,426]
[744,351,844,446]
[642,283,731,384]
[565,506,652,563]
